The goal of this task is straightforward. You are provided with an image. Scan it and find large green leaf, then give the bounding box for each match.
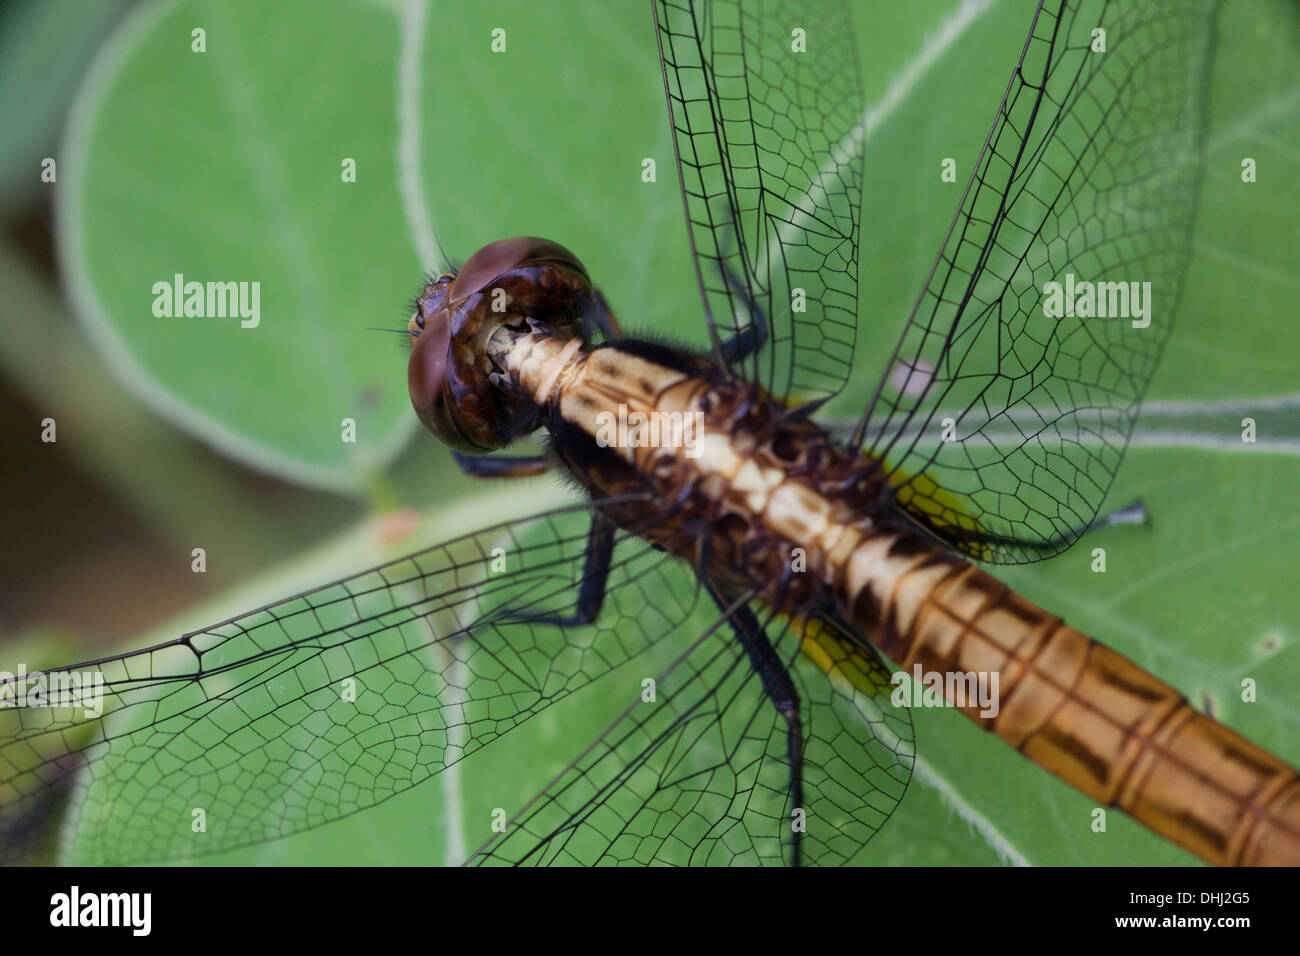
[50,0,1300,864]
[60,0,421,491]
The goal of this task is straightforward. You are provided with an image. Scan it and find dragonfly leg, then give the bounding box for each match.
[704,580,805,866]
[501,513,615,628]
[452,450,550,479]
[716,257,769,364]
[584,288,624,341]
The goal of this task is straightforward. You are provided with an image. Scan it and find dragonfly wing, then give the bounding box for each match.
[0,502,696,865]
[468,601,913,865]
[654,0,864,406]
[853,0,1218,563]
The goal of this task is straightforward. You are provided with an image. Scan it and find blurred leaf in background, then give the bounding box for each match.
[0,0,130,218]
[60,0,420,490]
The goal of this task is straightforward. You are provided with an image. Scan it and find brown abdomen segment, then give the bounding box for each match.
[841,539,1300,866]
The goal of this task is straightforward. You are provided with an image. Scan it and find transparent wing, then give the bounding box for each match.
[469,604,913,866]
[655,0,864,406]
[0,502,698,865]
[853,0,1218,563]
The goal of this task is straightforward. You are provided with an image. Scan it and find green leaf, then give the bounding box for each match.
[49,0,1300,865]
[60,0,422,491]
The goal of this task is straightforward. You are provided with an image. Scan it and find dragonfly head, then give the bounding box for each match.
[407,236,593,452]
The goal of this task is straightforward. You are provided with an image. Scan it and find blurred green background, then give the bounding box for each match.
[1,0,1297,865]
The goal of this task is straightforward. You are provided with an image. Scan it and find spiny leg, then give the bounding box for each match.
[455,451,612,626]
[500,513,615,628]
[452,450,550,479]
[716,256,768,365]
[584,288,624,342]
[703,579,805,866]
[715,252,836,420]
[715,246,837,420]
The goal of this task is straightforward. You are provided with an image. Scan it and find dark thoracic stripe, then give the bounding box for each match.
[1172,804,1230,855]
[997,592,1044,630]
[597,340,707,377]
[1222,740,1294,780]
[861,546,966,664]
[1090,658,1170,703]
[885,534,931,561]
[1040,725,1112,788]
[851,575,883,633]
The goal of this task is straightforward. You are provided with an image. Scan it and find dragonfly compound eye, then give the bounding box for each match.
[451,236,590,303]
[409,237,595,453]
[408,299,518,453]
[406,298,462,443]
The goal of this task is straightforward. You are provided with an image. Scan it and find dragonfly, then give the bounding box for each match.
[2,0,1297,866]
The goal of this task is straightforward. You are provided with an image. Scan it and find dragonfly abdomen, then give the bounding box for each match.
[491,327,1300,865]
[840,541,1300,866]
